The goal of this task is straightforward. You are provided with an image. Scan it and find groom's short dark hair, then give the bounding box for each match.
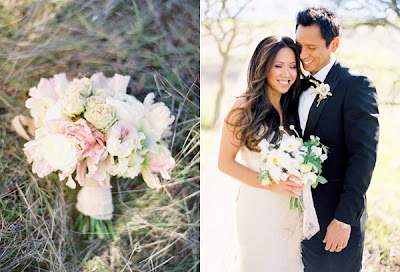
[296,7,340,47]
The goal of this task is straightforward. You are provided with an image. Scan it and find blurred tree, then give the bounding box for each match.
[201,0,251,128]
[334,0,400,103]
[344,0,399,30]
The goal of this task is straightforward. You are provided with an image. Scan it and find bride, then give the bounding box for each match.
[216,36,305,271]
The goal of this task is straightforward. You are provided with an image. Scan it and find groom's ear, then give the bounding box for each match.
[331,37,340,53]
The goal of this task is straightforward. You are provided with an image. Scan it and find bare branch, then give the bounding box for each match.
[354,17,400,32]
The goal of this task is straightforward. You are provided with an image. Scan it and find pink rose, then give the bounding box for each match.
[145,143,175,180]
[44,118,108,181]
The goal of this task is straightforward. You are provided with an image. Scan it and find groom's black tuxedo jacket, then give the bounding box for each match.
[295,61,379,235]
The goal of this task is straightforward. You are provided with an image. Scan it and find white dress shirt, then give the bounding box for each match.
[298,56,336,135]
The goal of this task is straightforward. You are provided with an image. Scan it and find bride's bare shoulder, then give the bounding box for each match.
[225,97,248,125]
[231,97,247,110]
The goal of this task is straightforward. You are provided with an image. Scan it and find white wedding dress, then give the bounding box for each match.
[234,146,304,272]
[201,143,305,272]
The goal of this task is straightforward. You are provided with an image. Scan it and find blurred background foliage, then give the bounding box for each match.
[0,0,199,271]
[201,0,400,271]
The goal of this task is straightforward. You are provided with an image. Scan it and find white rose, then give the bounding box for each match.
[42,134,78,173]
[302,172,318,186]
[299,162,314,174]
[86,96,106,109]
[62,95,85,117]
[84,103,116,130]
[65,77,92,97]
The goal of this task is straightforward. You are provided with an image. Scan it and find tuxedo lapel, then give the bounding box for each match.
[303,62,342,139]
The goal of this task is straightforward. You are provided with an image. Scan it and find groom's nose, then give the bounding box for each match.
[300,48,310,60]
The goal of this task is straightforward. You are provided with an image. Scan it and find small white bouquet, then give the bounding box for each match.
[21,72,175,223]
[257,125,328,211]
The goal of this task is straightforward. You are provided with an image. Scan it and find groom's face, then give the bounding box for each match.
[295,24,333,75]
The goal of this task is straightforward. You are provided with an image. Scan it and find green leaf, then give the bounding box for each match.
[317,175,328,184]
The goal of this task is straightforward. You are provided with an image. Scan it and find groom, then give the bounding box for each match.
[294,7,379,272]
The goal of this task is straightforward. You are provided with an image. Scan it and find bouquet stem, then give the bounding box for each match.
[75,213,116,240]
[289,195,305,211]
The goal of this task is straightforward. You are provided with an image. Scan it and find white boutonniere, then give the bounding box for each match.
[309,79,332,107]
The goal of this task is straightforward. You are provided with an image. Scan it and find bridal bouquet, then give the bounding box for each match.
[22,72,175,221]
[257,126,328,211]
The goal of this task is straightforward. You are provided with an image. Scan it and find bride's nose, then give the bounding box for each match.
[281,66,291,77]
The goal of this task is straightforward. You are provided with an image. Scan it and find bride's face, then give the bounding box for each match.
[266,47,297,97]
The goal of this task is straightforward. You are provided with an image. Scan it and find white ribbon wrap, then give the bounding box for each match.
[76,176,113,220]
[302,185,320,239]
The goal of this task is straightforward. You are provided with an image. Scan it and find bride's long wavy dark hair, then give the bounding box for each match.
[226,36,302,151]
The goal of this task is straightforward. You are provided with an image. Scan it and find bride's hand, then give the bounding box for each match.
[266,177,303,198]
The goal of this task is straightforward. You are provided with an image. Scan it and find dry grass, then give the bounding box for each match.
[0,0,199,271]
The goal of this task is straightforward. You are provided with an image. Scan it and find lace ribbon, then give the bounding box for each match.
[76,176,113,220]
[302,185,320,239]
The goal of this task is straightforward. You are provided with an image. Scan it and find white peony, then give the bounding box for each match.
[42,100,69,123]
[26,73,70,128]
[106,94,145,125]
[90,72,130,97]
[142,93,175,141]
[93,88,115,97]
[23,128,55,178]
[42,134,78,174]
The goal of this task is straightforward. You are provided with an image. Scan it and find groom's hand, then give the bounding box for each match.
[322,219,351,253]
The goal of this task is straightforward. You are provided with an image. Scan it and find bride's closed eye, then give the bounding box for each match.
[274,64,296,68]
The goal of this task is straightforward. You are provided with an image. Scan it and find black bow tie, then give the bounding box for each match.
[309,75,322,84]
